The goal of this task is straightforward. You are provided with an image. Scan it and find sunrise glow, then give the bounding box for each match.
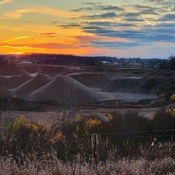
[0,0,175,58]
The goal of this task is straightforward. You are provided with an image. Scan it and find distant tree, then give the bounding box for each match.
[159,59,167,69]
[168,55,175,70]
[95,61,104,66]
[158,55,175,70]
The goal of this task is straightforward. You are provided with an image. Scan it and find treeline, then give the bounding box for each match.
[21,53,116,66]
[2,53,174,68]
[160,55,175,70]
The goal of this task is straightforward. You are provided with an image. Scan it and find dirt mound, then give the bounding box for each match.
[0,86,14,99]
[29,75,107,103]
[0,73,31,89]
[140,77,175,94]
[13,74,52,98]
[103,77,143,93]
[0,63,24,75]
[20,69,32,77]
[103,76,175,95]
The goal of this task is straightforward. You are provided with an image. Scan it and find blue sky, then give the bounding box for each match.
[0,0,175,58]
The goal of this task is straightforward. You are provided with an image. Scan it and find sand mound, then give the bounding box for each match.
[20,69,32,77]
[29,75,107,103]
[0,73,31,89]
[0,86,14,99]
[13,74,52,98]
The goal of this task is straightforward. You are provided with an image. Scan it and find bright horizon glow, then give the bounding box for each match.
[1,0,175,58]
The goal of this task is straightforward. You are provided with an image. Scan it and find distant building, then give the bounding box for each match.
[101,61,111,65]
[19,60,32,64]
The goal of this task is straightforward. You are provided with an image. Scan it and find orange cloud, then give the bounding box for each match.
[0,44,42,54]
[4,7,80,19]
[40,33,56,37]
[44,48,89,55]
[0,40,89,55]
[0,0,12,5]
[1,46,89,55]
[1,40,81,49]
[3,36,32,43]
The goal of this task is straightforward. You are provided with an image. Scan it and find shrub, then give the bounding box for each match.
[152,108,175,130]
[106,110,151,133]
[170,94,175,102]
[2,109,175,165]
[0,116,65,162]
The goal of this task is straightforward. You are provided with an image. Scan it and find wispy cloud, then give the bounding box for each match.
[84,12,117,19]
[144,0,175,8]
[72,7,93,12]
[3,36,32,43]
[0,0,12,5]
[144,0,174,4]
[40,33,56,37]
[59,23,81,29]
[97,5,124,11]
[122,12,144,22]
[73,4,124,12]
[70,1,175,51]
[91,41,142,49]
[159,14,175,21]
[4,7,80,19]
[0,42,80,49]
[1,0,175,57]
[84,23,175,44]
[29,43,75,49]
[76,35,129,43]
[85,21,135,27]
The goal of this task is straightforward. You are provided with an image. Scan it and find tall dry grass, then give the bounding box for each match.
[0,156,175,175]
[0,108,175,174]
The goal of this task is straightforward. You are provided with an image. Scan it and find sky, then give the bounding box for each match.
[0,0,175,58]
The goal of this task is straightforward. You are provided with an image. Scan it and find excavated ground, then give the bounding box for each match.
[0,63,175,123]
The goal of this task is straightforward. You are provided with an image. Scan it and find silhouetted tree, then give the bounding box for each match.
[168,55,175,70]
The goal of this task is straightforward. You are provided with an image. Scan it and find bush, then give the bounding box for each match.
[152,108,175,130]
[2,109,175,165]
[170,94,175,102]
[106,110,151,133]
[0,116,64,161]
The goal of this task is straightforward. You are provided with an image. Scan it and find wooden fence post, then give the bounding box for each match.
[91,133,100,174]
